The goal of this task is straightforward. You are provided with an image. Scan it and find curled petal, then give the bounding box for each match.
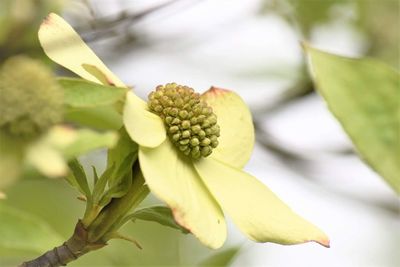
[202,87,254,168]
[123,91,166,148]
[139,140,226,249]
[38,13,124,87]
[194,158,330,248]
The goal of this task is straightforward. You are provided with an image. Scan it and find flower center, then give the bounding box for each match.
[148,83,220,159]
[0,56,63,139]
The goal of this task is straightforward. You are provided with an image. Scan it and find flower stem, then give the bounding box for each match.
[19,221,106,267]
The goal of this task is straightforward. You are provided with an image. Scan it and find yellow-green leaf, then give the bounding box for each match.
[127,206,190,234]
[305,46,400,194]
[194,158,330,247]
[202,87,254,168]
[0,133,23,189]
[59,78,126,108]
[65,106,123,130]
[123,91,166,148]
[139,140,226,249]
[0,203,63,253]
[25,141,67,178]
[38,13,125,87]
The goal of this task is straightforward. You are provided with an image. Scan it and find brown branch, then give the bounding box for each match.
[19,221,106,267]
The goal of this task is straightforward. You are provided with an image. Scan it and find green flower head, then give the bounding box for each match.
[38,13,330,250]
[148,83,220,159]
[0,56,63,138]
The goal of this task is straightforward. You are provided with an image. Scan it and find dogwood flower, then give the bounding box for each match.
[0,56,116,190]
[39,13,330,249]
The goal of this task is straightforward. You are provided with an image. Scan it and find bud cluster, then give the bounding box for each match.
[148,83,220,159]
[0,56,64,139]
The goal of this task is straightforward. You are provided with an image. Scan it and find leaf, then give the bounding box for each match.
[98,152,136,206]
[194,157,330,247]
[198,246,241,267]
[60,129,118,159]
[305,45,400,194]
[92,163,116,205]
[201,87,254,168]
[128,206,189,234]
[0,203,63,253]
[65,105,123,130]
[59,78,126,108]
[68,159,91,198]
[0,133,24,189]
[107,128,138,170]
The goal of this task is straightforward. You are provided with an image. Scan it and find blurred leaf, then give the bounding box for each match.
[0,203,63,253]
[59,78,126,108]
[61,129,118,159]
[65,105,123,130]
[68,159,91,198]
[0,132,23,189]
[306,45,400,194]
[128,206,189,234]
[197,247,241,267]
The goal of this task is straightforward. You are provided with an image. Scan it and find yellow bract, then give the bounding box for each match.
[38,13,124,87]
[139,140,226,248]
[194,158,330,247]
[38,13,330,249]
[123,91,166,148]
[202,87,254,168]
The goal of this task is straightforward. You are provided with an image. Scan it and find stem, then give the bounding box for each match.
[19,221,106,267]
[19,162,149,266]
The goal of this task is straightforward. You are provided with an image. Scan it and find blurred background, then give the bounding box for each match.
[0,0,399,266]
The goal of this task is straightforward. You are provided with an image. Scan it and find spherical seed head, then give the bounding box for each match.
[148,83,220,159]
[0,56,64,139]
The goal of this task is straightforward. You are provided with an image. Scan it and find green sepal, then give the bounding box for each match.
[124,206,189,234]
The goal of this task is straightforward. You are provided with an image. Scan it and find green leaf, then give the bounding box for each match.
[305,45,400,194]
[128,206,189,234]
[92,163,116,205]
[107,128,138,170]
[65,105,123,130]
[61,129,118,159]
[67,159,91,198]
[98,152,136,206]
[59,78,126,108]
[0,203,63,253]
[198,247,241,267]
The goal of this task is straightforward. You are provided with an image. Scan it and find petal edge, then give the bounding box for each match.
[194,157,330,247]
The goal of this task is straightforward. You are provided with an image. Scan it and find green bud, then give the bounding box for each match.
[0,56,63,139]
[147,83,220,160]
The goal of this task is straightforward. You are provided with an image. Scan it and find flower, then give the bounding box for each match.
[0,55,117,190]
[38,13,330,249]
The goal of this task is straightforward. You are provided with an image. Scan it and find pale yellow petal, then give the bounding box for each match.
[202,87,254,168]
[38,13,125,87]
[139,140,226,249]
[123,91,166,148]
[194,158,330,247]
[26,142,68,177]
